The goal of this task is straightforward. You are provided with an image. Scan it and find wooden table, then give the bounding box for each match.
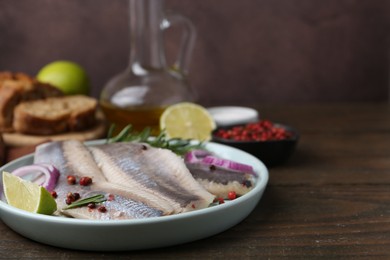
[1,103,390,258]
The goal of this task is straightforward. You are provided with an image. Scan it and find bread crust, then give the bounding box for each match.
[13,95,98,135]
[69,107,97,132]
[0,71,63,132]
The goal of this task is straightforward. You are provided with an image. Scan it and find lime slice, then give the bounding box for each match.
[160,102,216,141]
[2,172,57,215]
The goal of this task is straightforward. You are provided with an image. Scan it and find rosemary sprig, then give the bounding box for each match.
[63,194,106,210]
[106,124,205,156]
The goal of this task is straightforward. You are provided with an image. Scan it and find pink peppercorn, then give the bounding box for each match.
[228,191,237,200]
[214,120,293,141]
[97,206,107,213]
[87,203,96,209]
[79,176,93,186]
[67,175,76,185]
[50,191,58,198]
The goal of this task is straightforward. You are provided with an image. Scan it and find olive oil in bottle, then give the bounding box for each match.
[99,0,196,134]
[100,101,166,135]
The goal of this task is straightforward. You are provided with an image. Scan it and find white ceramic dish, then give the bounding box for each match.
[207,106,259,127]
[0,141,268,251]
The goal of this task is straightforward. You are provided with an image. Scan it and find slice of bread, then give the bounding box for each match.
[13,95,98,135]
[0,71,63,132]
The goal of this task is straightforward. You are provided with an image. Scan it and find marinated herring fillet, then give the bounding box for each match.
[185,163,256,198]
[34,140,176,219]
[34,140,214,219]
[88,142,215,213]
[54,140,173,215]
[184,150,257,198]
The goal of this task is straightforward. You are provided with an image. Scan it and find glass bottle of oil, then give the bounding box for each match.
[100,0,196,135]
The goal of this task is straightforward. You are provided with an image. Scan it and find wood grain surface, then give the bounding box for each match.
[1,103,390,258]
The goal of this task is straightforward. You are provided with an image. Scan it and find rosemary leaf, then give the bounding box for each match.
[106,124,206,155]
[63,194,106,210]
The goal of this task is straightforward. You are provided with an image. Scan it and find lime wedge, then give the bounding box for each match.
[2,171,57,215]
[160,102,216,141]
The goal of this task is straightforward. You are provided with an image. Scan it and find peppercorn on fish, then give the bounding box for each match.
[33,140,215,220]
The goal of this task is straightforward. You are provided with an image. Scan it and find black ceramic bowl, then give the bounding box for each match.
[212,123,299,167]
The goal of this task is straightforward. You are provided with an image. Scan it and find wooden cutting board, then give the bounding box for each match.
[3,116,107,147]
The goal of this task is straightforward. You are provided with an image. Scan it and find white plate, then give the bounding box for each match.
[0,141,268,251]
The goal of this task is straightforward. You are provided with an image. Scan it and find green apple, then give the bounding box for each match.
[37,60,90,95]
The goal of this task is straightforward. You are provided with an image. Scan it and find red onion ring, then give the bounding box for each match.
[184,150,257,176]
[11,163,60,191]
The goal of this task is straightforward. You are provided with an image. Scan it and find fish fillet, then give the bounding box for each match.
[186,163,256,198]
[34,140,175,219]
[89,142,215,213]
[33,140,215,219]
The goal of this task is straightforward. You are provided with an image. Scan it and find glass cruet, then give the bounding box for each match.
[100,0,196,134]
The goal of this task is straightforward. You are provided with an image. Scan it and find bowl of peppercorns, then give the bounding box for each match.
[212,120,299,167]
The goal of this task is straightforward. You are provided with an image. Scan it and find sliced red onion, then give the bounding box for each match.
[11,163,60,191]
[202,156,256,175]
[184,150,213,163]
[185,150,257,176]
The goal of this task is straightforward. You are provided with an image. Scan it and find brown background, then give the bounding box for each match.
[0,0,389,106]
